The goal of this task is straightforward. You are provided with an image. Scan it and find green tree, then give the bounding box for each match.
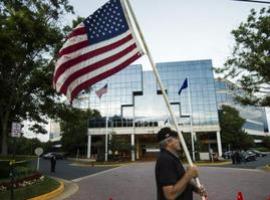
[262,136,270,148]
[219,105,254,150]
[60,108,100,156]
[0,0,74,155]
[217,7,270,106]
[109,133,132,152]
[7,137,53,155]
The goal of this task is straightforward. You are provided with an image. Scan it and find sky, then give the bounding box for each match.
[67,0,267,70]
[28,0,270,142]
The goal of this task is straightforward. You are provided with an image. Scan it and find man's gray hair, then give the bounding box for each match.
[159,137,172,148]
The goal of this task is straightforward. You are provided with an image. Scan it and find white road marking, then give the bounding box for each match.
[71,165,126,182]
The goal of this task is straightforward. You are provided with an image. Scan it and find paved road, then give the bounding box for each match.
[68,162,270,200]
[36,159,113,180]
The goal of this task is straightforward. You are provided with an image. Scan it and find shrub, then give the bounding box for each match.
[0,158,36,179]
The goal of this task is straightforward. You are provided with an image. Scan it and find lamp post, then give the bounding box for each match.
[10,121,21,200]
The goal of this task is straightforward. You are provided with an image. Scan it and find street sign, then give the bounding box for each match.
[35,147,43,171]
[35,147,43,156]
[11,122,21,138]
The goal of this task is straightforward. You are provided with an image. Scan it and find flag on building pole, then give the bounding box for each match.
[95,84,108,99]
[164,118,169,126]
[178,78,188,95]
[178,77,196,160]
[53,0,144,102]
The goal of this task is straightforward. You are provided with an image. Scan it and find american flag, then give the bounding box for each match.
[95,84,108,98]
[53,0,144,102]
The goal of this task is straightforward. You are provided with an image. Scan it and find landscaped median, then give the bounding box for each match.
[0,176,62,200]
[29,179,64,200]
[0,155,64,200]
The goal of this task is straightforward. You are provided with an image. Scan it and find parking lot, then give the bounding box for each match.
[222,154,270,169]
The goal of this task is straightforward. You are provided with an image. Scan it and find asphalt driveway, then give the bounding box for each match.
[68,162,270,200]
[36,159,114,180]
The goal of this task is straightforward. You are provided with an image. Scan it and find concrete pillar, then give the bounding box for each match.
[136,137,140,159]
[191,132,195,161]
[105,117,108,162]
[216,131,222,157]
[87,134,92,159]
[105,134,108,162]
[131,134,135,161]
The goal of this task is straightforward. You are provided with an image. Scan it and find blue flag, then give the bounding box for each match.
[164,118,169,125]
[178,78,188,95]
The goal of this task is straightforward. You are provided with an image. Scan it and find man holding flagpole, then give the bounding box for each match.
[155,127,207,200]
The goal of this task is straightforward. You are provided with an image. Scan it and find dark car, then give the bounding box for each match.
[42,152,65,160]
[241,151,257,162]
[249,150,267,157]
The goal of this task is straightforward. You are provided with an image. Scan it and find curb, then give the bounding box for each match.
[29,180,64,200]
[262,164,270,172]
[70,162,128,167]
[195,161,232,166]
[50,178,79,200]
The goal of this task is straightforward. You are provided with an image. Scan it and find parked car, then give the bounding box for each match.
[241,151,257,162]
[249,149,267,157]
[42,152,65,160]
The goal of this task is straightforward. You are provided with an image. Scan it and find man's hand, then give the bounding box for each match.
[186,165,199,179]
[196,185,207,197]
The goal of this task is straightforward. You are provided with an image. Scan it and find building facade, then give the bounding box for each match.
[48,120,62,142]
[73,59,222,161]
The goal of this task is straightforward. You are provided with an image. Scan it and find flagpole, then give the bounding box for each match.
[187,77,196,162]
[123,0,205,197]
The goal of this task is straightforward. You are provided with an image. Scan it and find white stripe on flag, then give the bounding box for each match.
[55,31,132,72]
[55,37,137,92]
[61,34,88,50]
[66,48,139,100]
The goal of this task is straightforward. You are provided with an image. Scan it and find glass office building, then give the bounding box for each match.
[73,59,222,161]
[215,79,269,138]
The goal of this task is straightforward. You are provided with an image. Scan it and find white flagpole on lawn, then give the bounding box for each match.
[122,1,205,199]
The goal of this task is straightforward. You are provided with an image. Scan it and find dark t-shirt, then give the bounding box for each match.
[155,149,194,200]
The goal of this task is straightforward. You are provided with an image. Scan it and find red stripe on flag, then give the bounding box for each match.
[54,34,133,84]
[70,53,142,101]
[59,40,89,57]
[60,43,138,94]
[67,27,87,39]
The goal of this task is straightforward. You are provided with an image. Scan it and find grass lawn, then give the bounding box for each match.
[262,164,270,172]
[0,176,60,200]
[253,147,270,152]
